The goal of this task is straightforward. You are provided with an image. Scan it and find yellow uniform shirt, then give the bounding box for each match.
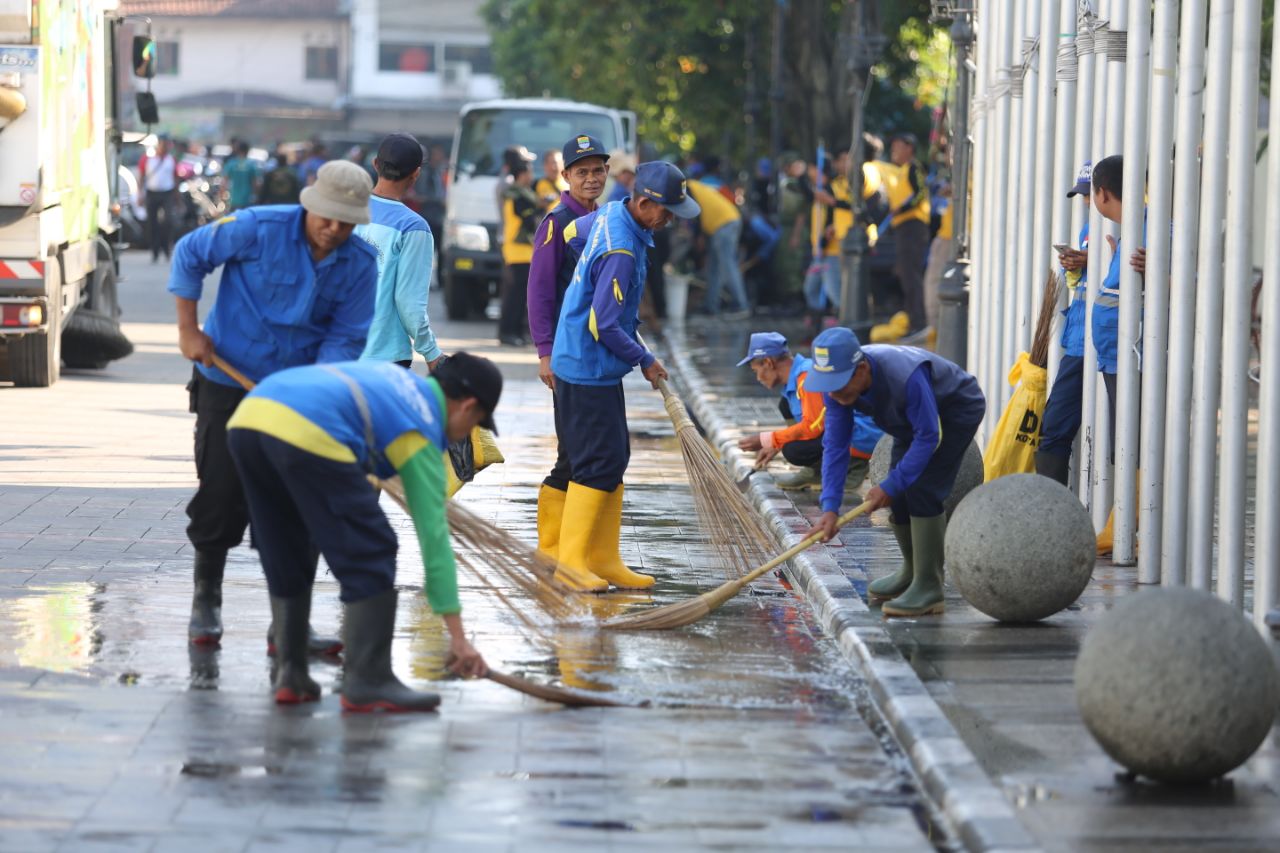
[687,180,741,235]
[884,161,931,228]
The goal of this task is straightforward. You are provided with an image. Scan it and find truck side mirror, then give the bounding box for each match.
[132,35,156,79]
[136,92,159,125]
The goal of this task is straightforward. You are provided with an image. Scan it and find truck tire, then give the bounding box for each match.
[63,308,133,369]
[9,294,61,387]
[446,269,471,321]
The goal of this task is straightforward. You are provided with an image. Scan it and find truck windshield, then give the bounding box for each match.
[456,109,619,177]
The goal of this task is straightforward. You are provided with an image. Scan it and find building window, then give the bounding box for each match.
[443,44,493,75]
[378,43,434,73]
[155,41,179,76]
[305,46,338,80]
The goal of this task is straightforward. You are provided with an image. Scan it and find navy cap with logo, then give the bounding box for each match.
[633,162,701,218]
[562,134,610,169]
[376,132,424,181]
[1066,159,1092,197]
[432,351,503,434]
[736,331,790,367]
[803,327,867,393]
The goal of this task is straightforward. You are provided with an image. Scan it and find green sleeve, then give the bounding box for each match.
[399,446,460,615]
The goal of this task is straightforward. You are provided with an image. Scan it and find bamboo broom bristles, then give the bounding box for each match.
[1029,271,1062,369]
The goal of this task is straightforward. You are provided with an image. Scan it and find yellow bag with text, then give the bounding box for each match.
[982,352,1048,482]
[445,426,504,497]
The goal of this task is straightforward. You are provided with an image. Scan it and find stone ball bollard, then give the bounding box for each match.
[868,434,984,518]
[945,473,1095,622]
[1075,587,1279,784]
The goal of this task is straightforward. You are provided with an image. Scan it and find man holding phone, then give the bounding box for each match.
[1035,162,1092,486]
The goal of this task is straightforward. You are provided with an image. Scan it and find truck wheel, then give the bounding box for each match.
[446,269,471,321]
[9,294,61,387]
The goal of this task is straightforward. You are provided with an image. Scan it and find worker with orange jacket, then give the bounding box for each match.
[736,331,882,491]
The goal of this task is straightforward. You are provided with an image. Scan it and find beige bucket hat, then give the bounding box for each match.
[300,160,373,225]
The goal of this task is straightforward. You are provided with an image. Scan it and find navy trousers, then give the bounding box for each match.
[887,416,982,521]
[1039,354,1084,459]
[555,378,630,492]
[544,389,573,492]
[227,429,398,603]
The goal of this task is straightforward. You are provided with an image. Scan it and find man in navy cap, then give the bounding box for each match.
[735,331,882,490]
[526,134,610,563]
[548,162,700,592]
[805,327,985,617]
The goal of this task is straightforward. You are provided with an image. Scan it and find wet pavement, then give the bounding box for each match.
[0,255,944,852]
[671,313,1280,852]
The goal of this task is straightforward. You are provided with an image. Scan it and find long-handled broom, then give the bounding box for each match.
[603,500,873,630]
[637,336,778,579]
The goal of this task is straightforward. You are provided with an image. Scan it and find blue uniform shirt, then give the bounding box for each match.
[551,200,655,385]
[167,205,378,387]
[1061,222,1089,357]
[357,195,441,364]
[785,355,883,457]
[1091,215,1147,374]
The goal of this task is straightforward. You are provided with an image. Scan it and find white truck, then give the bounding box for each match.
[443,98,636,320]
[0,0,150,386]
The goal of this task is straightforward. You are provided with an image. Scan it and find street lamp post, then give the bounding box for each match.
[935,6,974,366]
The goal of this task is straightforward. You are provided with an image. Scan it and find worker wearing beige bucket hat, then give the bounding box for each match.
[168,156,379,657]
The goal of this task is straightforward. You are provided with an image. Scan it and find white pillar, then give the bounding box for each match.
[1161,0,1207,587]
[1000,0,1027,420]
[1112,0,1149,567]
[1187,0,1235,590]
[1046,0,1072,377]
[967,20,987,383]
[1217,0,1261,606]
[1082,2,1109,512]
[1070,3,1098,493]
[1254,0,1280,631]
[1013,2,1042,359]
[1137,0,1177,585]
[985,0,1017,441]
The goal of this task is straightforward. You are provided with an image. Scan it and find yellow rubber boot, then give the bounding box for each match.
[589,486,655,590]
[553,483,609,593]
[1096,508,1114,557]
[536,484,567,562]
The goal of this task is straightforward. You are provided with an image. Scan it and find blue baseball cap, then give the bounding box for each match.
[736,331,789,366]
[563,133,609,169]
[633,162,701,218]
[804,327,866,393]
[1066,160,1092,197]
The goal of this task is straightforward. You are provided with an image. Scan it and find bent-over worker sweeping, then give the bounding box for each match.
[805,327,986,617]
[225,354,500,710]
[548,161,701,592]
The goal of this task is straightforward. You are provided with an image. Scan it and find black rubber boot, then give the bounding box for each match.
[1034,451,1070,487]
[266,626,344,658]
[269,590,321,704]
[340,589,440,713]
[188,550,225,646]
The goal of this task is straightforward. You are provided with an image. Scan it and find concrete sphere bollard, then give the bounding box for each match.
[868,434,984,518]
[1075,587,1279,783]
[945,474,1095,622]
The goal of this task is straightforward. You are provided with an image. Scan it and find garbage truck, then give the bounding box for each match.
[0,0,153,386]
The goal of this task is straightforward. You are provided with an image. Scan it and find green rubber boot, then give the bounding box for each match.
[867,520,914,602]
[883,514,947,617]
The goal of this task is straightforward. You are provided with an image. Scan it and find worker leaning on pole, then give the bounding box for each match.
[526,134,610,565]
[806,327,986,617]
[226,355,498,710]
[168,160,378,652]
[548,162,701,592]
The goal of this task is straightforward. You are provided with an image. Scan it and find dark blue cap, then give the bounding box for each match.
[804,327,866,393]
[376,132,424,180]
[736,331,789,366]
[1066,160,1092,197]
[633,162,700,218]
[563,134,609,169]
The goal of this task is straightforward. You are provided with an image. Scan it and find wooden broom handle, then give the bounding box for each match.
[634,333,698,435]
[211,353,255,391]
[735,500,873,588]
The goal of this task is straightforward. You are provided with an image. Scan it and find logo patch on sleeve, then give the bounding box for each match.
[612,279,624,304]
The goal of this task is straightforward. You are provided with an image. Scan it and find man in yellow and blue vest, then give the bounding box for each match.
[882,133,931,332]
[549,162,701,591]
[226,354,498,710]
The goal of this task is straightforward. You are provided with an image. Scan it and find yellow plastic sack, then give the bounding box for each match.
[445,426,505,497]
[982,352,1048,482]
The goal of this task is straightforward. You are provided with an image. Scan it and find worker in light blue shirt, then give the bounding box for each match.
[805,327,985,619]
[168,160,378,654]
[356,133,442,368]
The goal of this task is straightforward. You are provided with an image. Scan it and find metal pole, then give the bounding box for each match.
[937,9,974,367]
[1082,0,1109,516]
[1255,0,1280,632]
[1161,0,1207,587]
[1113,0,1149,567]
[975,5,999,442]
[985,0,1017,441]
[839,1,882,329]
[1070,2,1098,494]
[1217,0,1261,606]
[1046,0,1076,379]
[967,10,986,378]
[1187,0,1235,591]
[1137,0,1176,585]
[998,0,1026,422]
[1012,2,1041,358]
[769,0,786,170]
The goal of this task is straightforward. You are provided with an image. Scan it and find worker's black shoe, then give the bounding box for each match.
[188,550,225,646]
[269,590,321,704]
[266,626,343,658]
[1034,451,1070,487]
[340,589,440,713]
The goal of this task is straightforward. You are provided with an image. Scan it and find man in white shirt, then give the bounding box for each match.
[142,134,179,263]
